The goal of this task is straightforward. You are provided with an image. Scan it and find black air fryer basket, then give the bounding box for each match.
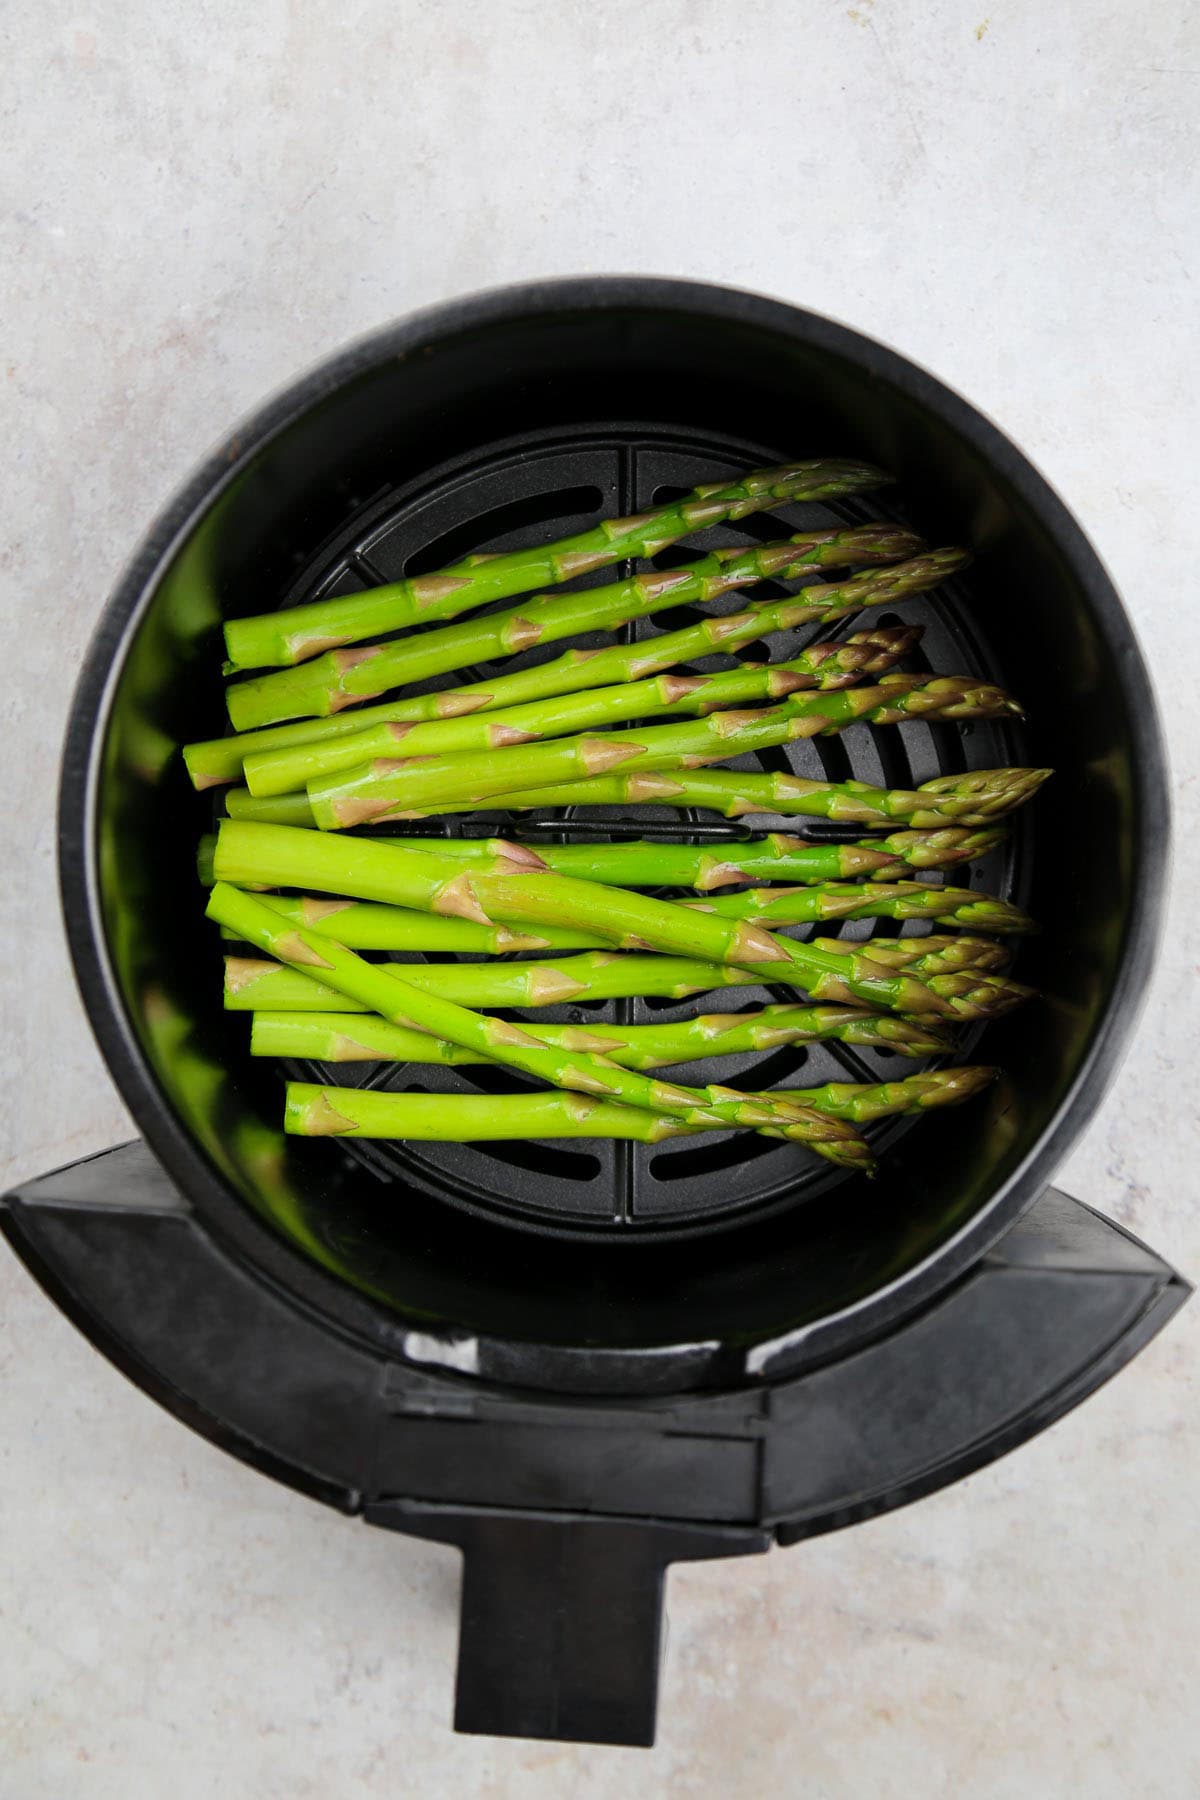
[4,280,1186,1747]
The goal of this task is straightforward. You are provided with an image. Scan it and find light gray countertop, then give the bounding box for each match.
[3,2,1198,1793]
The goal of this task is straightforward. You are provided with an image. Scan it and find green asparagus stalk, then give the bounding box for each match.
[243,629,927,798]
[211,821,1026,1019]
[187,616,924,790]
[284,1084,702,1143]
[223,458,894,674]
[375,826,1008,888]
[214,881,1026,954]
[283,1066,995,1141]
[206,883,871,1163]
[400,765,1052,826]
[220,764,1043,835]
[225,789,316,826]
[224,538,958,732]
[250,1003,956,1067]
[217,892,586,953]
[308,676,1023,828]
[224,951,763,1011]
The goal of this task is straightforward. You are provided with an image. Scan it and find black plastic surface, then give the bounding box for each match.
[3,1142,1188,1745]
[378,1506,769,1745]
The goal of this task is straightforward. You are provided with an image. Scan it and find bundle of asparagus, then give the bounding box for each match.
[208,881,874,1167]
[222,934,1028,1012]
[223,460,896,674]
[241,626,928,798]
[209,820,1031,1015]
[188,597,940,789]
[194,458,1046,1172]
[224,528,943,732]
[301,675,1025,829]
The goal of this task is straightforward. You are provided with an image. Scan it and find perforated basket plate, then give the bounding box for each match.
[230,424,1028,1240]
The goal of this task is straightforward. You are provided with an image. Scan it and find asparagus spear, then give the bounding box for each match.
[228,910,1008,970]
[217,893,585,953]
[187,617,923,790]
[243,630,928,798]
[223,458,894,674]
[399,765,1051,825]
[308,676,1024,828]
[224,766,1042,836]
[206,883,871,1163]
[215,882,1028,955]
[283,1067,995,1141]
[211,821,1026,1019]
[224,952,764,1011]
[250,1004,956,1067]
[225,537,959,732]
[225,789,316,827]
[284,1084,702,1143]
[375,826,1008,888]
[226,921,1025,1010]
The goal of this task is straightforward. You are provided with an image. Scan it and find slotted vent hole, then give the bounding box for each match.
[401,486,606,576]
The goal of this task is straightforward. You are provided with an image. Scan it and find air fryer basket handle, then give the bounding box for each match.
[457,1514,667,1745]
[372,1505,770,1746]
[5,1147,1189,1747]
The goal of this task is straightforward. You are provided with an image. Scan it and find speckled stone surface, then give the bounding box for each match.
[3,2,1198,1793]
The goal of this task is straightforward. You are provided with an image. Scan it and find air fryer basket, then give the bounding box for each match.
[57,280,1168,1391]
[265,425,1025,1239]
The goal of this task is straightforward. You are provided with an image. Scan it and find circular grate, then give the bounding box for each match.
[244,424,1028,1239]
